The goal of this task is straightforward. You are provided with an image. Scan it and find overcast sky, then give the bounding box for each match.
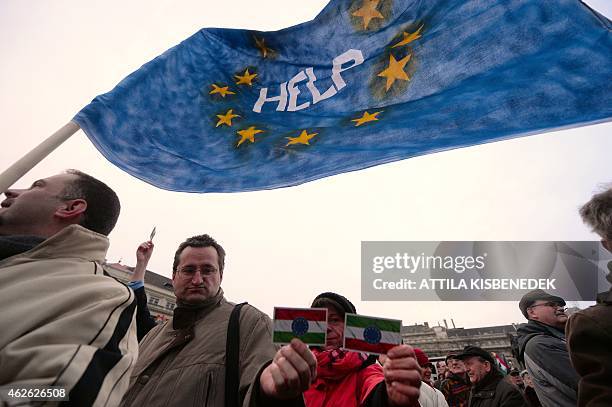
[1,0,610,329]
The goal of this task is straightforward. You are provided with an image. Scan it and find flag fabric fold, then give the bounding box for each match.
[74,0,612,193]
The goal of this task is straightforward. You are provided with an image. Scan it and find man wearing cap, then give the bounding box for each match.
[565,187,612,406]
[304,292,422,406]
[507,369,525,393]
[456,346,525,407]
[516,290,578,406]
[440,354,471,407]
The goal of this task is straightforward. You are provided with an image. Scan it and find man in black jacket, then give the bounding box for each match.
[516,290,578,407]
[457,346,525,407]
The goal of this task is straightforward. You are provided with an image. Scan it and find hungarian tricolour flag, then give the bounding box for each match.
[273,307,327,346]
[343,313,402,355]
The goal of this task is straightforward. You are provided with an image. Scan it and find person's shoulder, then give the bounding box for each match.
[495,377,522,396]
[232,301,271,320]
[567,304,612,338]
[571,301,612,321]
[219,299,271,328]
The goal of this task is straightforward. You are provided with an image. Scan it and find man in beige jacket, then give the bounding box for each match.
[0,170,138,407]
[121,234,316,407]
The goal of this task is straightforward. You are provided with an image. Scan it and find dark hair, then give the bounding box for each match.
[172,234,226,275]
[58,169,120,236]
[580,187,612,240]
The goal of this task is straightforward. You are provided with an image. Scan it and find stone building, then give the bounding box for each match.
[105,262,176,324]
[402,322,521,368]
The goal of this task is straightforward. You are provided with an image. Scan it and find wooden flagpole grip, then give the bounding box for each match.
[0,121,80,193]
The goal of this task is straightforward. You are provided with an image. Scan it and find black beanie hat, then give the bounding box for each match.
[311,292,357,315]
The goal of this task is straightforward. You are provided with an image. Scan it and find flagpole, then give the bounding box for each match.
[0,121,80,193]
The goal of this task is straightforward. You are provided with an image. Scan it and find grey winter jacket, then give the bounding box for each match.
[517,320,579,407]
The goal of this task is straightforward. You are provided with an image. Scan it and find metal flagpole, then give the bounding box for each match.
[0,121,80,193]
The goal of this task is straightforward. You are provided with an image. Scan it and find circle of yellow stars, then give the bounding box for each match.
[207,16,423,150]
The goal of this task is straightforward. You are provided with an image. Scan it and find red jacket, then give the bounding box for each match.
[304,349,384,407]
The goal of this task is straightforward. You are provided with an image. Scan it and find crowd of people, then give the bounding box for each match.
[0,169,610,407]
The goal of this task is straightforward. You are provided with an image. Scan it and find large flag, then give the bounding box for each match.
[74,0,611,193]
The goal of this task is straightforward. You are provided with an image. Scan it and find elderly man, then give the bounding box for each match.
[121,234,315,407]
[516,290,578,407]
[0,170,137,407]
[440,354,471,407]
[457,346,525,407]
[566,187,612,406]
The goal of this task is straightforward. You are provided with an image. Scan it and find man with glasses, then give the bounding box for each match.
[516,290,578,406]
[121,234,315,407]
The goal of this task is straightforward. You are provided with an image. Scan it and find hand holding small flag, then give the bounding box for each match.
[259,338,317,401]
[381,345,422,407]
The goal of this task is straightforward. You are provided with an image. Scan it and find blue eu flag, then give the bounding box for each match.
[74,0,612,193]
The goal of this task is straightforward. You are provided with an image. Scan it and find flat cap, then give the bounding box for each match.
[456,345,495,365]
[518,289,565,319]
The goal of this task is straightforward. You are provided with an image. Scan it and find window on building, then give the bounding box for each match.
[166,302,175,310]
[148,297,160,306]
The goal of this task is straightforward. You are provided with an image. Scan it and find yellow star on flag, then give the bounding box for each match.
[392,24,424,48]
[236,126,264,147]
[216,109,240,127]
[235,68,257,86]
[254,36,274,58]
[210,84,235,98]
[351,111,382,126]
[377,54,412,91]
[352,0,384,30]
[286,130,318,146]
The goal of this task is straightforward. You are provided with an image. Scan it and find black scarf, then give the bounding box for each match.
[172,288,223,330]
[0,235,45,261]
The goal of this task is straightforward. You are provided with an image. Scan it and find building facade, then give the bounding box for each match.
[402,322,520,368]
[105,262,176,324]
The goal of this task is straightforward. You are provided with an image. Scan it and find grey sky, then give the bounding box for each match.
[1,0,610,328]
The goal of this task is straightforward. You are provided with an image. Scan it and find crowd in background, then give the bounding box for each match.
[0,170,610,407]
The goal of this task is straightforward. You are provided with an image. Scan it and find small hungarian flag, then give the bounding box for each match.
[492,352,509,375]
[343,313,402,355]
[273,307,327,346]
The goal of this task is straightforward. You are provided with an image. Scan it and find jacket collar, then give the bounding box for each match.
[523,319,566,340]
[172,288,224,330]
[472,370,502,394]
[0,224,108,266]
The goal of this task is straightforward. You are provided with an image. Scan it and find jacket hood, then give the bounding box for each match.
[516,319,565,361]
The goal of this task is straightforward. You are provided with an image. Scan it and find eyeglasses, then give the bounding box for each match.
[528,301,565,310]
[177,265,218,279]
